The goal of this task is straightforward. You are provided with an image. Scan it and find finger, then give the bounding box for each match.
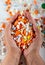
[24,11,40,36]
[4,23,12,44]
[5,23,11,36]
[30,17,41,36]
[9,12,20,23]
[3,35,10,49]
[24,42,34,56]
[5,23,19,48]
[23,10,41,38]
[4,28,12,50]
[23,10,37,28]
[33,24,41,37]
[23,10,31,21]
[6,22,11,30]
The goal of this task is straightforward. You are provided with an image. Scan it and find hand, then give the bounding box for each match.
[23,10,42,58]
[22,10,45,65]
[2,12,21,65]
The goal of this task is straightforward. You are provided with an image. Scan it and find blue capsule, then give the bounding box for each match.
[29,23,33,26]
[42,30,45,34]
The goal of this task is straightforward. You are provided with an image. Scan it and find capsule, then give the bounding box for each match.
[11,14,35,50]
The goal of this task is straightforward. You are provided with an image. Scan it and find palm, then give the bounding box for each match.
[4,12,21,53]
[23,10,42,56]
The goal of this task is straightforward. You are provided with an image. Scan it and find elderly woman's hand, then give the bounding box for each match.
[2,12,21,65]
[23,10,42,57]
[23,11,45,65]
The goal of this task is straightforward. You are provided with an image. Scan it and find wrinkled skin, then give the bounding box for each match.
[1,12,21,65]
[23,10,45,65]
[0,11,45,65]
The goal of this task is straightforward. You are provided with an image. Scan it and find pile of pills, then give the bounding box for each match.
[0,0,45,64]
[0,0,45,49]
[11,14,36,50]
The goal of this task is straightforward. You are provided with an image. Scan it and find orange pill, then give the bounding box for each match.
[6,18,11,21]
[6,5,11,12]
[5,0,11,5]
[33,0,37,5]
[0,30,2,32]
[14,20,18,26]
[18,16,22,21]
[21,38,24,43]
[27,40,30,44]
[18,15,22,19]
[23,29,26,35]
[29,39,33,43]
[22,18,28,24]
[18,42,21,46]
[19,24,23,29]
[15,30,21,36]
[28,32,33,37]
[27,39,33,44]
[1,23,6,29]
[9,11,13,16]
[34,9,39,15]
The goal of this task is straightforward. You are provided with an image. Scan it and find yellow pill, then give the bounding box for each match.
[24,36,27,42]
[24,39,27,42]
[37,26,40,30]
[27,35,31,40]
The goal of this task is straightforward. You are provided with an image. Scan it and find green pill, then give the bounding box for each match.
[41,3,45,9]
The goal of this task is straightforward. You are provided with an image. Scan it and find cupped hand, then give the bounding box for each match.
[2,12,22,65]
[23,10,42,57]
[3,12,21,59]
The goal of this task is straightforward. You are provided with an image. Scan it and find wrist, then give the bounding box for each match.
[7,48,21,62]
[2,50,21,65]
[25,51,39,61]
[25,51,45,65]
[8,47,21,55]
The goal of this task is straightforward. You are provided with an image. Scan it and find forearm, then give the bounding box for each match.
[34,54,45,65]
[1,52,21,65]
[25,52,45,65]
[0,63,1,65]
